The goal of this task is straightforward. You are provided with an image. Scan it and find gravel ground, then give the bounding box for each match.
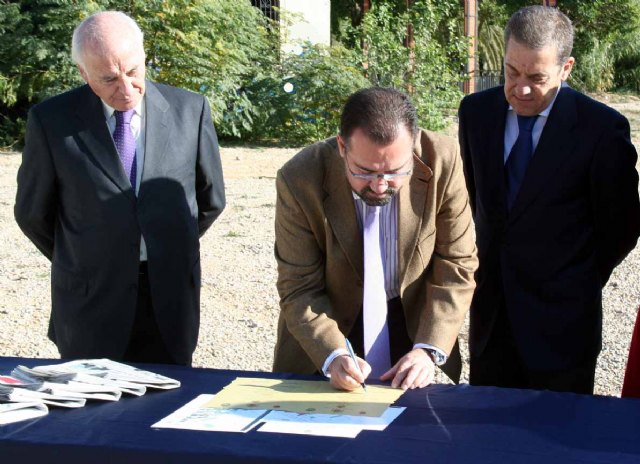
[1,95,639,397]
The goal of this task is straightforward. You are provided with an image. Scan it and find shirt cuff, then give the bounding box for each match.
[322,348,350,377]
[413,343,448,366]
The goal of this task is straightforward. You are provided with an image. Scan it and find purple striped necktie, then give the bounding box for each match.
[113,109,137,190]
[362,205,391,377]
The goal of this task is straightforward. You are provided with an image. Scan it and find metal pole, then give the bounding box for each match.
[463,0,477,94]
[406,0,415,94]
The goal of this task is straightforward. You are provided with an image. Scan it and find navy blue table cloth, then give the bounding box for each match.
[0,357,639,463]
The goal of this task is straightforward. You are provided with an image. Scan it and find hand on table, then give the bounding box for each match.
[380,348,435,390]
[328,354,371,391]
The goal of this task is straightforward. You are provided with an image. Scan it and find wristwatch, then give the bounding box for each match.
[422,347,447,366]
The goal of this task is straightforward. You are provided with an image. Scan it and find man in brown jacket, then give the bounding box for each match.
[273,88,477,391]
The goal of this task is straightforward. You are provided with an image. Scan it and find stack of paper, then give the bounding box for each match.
[0,359,180,425]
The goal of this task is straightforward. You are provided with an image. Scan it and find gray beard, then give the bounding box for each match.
[355,186,397,206]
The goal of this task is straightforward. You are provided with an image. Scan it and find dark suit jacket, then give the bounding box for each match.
[459,85,640,371]
[272,131,478,377]
[14,81,225,364]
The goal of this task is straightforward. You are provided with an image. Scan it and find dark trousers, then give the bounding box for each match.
[122,262,190,366]
[470,298,596,394]
[348,297,462,383]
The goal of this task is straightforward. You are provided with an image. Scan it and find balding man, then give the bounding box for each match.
[15,11,225,365]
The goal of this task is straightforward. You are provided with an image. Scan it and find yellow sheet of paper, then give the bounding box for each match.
[205,377,404,417]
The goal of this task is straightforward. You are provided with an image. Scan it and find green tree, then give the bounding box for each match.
[245,43,370,145]
[477,0,640,92]
[350,0,466,130]
[0,0,276,147]
[0,0,97,148]
[123,0,276,138]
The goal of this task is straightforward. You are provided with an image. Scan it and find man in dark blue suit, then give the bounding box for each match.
[14,11,225,366]
[459,5,640,394]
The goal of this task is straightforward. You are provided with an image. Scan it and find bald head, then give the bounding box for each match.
[72,11,146,111]
[72,11,144,68]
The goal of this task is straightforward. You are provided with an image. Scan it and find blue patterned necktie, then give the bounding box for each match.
[505,114,538,211]
[113,109,137,190]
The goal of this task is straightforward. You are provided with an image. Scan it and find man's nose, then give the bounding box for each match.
[516,83,532,97]
[369,177,389,194]
[118,77,134,95]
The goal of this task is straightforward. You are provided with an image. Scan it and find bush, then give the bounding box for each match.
[0,0,275,147]
[349,0,466,131]
[569,39,615,93]
[613,31,640,92]
[244,43,370,145]
[0,0,89,149]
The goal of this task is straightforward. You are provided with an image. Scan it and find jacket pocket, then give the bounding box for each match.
[51,263,88,296]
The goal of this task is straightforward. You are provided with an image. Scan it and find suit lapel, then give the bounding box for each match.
[74,87,136,203]
[398,137,432,288]
[509,86,578,221]
[140,82,171,186]
[486,92,509,223]
[323,145,364,282]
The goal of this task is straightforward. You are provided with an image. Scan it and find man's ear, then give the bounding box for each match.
[560,56,575,81]
[78,65,89,83]
[336,134,346,159]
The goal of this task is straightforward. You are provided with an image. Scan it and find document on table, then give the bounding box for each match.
[153,393,406,438]
[152,394,268,433]
[257,406,406,438]
[205,377,403,417]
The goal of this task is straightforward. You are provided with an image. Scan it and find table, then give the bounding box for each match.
[0,357,639,463]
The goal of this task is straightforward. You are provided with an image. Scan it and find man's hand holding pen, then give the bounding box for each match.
[328,354,371,392]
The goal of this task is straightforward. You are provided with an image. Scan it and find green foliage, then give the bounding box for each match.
[569,39,615,93]
[477,1,508,72]
[0,0,275,147]
[613,31,640,92]
[123,0,276,138]
[561,0,640,92]
[0,0,96,148]
[349,0,466,131]
[244,43,370,145]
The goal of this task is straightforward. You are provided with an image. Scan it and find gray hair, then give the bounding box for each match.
[71,11,144,66]
[340,87,418,146]
[505,6,574,64]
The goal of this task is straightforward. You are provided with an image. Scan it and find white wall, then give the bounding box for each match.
[279,0,331,55]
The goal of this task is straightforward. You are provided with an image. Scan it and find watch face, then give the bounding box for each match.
[425,348,445,365]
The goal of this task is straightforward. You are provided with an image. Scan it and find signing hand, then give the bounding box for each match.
[380,348,435,390]
[328,354,371,391]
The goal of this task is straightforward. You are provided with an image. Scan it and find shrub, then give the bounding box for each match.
[244,43,370,145]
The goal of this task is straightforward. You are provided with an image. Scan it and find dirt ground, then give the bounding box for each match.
[1,92,639,397]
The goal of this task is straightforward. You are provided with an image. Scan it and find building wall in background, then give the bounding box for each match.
[279,0,331,55]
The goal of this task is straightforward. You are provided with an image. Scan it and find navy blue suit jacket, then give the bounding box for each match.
[459,85,640,371]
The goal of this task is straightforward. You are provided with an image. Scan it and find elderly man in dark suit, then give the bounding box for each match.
[273,87,478,391]
[458,5,640,394]
[14,11,225,366]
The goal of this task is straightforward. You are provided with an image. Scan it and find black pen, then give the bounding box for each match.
[344,337,367,392]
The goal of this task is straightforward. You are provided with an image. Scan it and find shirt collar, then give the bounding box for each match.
[102,99,144,120]
[508,84,561,118]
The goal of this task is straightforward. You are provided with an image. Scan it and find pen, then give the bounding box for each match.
[344,337,367,392]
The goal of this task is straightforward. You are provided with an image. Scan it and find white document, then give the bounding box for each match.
[257,406,406,438]
[152,394,269,433]
[0,401,48,425]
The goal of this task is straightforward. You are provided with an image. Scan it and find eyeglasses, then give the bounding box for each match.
[345,152,413,182]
